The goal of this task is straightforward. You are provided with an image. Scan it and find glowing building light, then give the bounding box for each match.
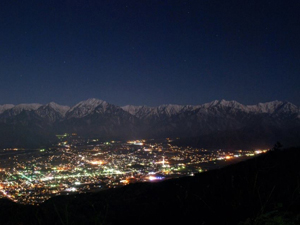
[41,176,54,181]
[89,160,103,165]
[148,176,164,181]
[65,187,77,192]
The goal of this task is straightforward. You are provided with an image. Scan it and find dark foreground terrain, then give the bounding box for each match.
[0,147,300,225]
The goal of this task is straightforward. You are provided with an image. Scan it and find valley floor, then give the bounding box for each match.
[0,147,300,225]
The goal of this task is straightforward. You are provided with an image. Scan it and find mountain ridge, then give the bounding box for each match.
[0,99,299,118]
[0,98,299,148]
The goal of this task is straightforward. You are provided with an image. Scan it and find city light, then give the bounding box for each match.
[148,176,164,181]
[0,136,267,205]
[89,160,103,165]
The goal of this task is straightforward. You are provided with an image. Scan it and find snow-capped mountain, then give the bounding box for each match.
[0,104,14,114]
[122,100,299,118]
[121,104,191,118]
[0,98,299,148]
[46,102,70,116]
[35,102,70,123]
[121,105,148,117]
[66,98,109,118]
[4,103,42,116]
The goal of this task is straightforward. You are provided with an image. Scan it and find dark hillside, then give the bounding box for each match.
[0,147,300,224]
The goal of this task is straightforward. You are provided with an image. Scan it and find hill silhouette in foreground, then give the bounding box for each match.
[0,147,300,225]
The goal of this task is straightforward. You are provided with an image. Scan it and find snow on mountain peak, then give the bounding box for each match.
[82,98,107,105]
[70,98,107,109]
[67,98,108,118]
[14,103,42,111]
[121,105,144,115]
[44,102,70,116]
[273,101,298,114]
[156,104,185,115]
[247,100,284,113]
[202,100,243,109]
[0,99,297,120]
[0,104,14,114]
[2,103,43,116]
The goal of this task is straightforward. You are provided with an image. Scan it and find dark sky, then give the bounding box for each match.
[0,0,299,107]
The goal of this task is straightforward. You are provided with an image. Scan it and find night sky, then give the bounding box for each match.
[0,0,299,107]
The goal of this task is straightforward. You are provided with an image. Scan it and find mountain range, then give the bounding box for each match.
[0,98,299,148]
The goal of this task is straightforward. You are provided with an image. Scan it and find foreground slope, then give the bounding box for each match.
[0,147,300,224]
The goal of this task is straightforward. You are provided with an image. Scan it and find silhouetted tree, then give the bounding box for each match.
[272,141,283,151]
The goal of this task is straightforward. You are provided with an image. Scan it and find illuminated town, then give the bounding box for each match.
[0,133,267,205]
